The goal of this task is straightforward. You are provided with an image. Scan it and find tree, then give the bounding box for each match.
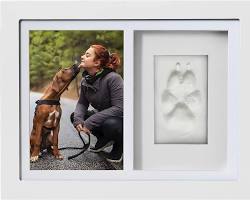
[29,30,123,90]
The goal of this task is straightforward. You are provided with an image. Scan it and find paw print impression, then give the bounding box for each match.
[161,62,202,137]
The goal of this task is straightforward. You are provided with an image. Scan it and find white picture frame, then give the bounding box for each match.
[2,1,248,199]
[20,19,239,181]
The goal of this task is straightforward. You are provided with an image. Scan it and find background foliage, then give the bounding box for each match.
[29,30,123,91]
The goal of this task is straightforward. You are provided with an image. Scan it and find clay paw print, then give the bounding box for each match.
[161,62,201,137]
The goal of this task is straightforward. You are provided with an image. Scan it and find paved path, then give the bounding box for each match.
[30,92,122,170]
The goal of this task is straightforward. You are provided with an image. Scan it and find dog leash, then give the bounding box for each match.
[59,131,90,160]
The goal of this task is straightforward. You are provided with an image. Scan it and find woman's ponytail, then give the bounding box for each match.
[108,53,121,70]
[91,44,121,71]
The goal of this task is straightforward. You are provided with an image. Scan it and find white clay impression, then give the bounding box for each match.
[155,55,208,144]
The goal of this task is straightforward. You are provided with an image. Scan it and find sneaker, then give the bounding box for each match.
[89,138,114,153]
[102,148,123,163]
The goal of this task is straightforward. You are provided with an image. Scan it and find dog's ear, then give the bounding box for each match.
[51,76,60,93]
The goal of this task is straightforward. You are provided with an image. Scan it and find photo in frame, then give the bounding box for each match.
[28,30,124,170]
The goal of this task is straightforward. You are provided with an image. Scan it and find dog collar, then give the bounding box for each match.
[35,99,60,105]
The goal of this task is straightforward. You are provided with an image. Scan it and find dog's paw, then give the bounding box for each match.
[52,148,64,160]
[161,62,201,137]
[54,154,64,160]
[30,156,39,162]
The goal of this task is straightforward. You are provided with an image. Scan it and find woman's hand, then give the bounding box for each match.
[75,124,91,135]
[75,123,84,132]
[82,126,91,135]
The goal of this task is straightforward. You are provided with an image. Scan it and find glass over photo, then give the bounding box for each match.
[29,30,124,170]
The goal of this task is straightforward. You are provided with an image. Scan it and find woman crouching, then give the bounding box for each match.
[71,44,123,163]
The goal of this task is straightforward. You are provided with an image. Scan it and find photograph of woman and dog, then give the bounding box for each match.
[29,30,124,170]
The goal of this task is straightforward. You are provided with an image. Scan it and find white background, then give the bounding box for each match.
[1,1,250,199]
[134,30,229,171]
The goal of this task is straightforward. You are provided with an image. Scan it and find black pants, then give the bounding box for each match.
[70,111,123,149]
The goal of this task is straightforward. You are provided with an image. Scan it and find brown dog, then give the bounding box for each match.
[30,64,80,162]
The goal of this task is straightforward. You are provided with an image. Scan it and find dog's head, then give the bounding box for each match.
[52,64,80,93]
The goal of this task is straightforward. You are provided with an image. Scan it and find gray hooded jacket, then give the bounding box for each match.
[73,71,123,130]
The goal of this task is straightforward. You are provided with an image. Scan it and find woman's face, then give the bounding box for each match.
[80,47,100,70]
